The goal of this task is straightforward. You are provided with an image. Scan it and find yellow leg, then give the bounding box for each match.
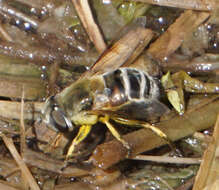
[112,117,174,149]
[99,115,130,151]
[66,125,92,159]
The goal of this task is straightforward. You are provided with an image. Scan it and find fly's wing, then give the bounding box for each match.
[90,99,170,122]
[57,27,154,103]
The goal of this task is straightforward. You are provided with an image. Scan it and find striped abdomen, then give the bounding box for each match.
[102,68,160,107]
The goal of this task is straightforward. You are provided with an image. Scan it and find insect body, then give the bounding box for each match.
[42,67,169,158]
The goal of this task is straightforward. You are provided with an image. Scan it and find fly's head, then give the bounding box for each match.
[41,96,75,133]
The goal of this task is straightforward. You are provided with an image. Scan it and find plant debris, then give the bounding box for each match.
[0,0,218,190]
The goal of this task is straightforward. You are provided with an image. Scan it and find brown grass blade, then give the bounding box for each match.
[0,134,40,190]
[133,0,216,11]
[72,0,106,53]
[193,114,219,190]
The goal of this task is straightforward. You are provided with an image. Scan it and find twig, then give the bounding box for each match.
[23,148,91,177]
[10,0,45,10]
[131,155,201,164]
[0,24,12,42]
[0,134,40,190]
[133,0,216,11]
[161,54,219,74]
[192,114,219,190]
[0,75,46,100]
[20,89,26,155]
[0,40,85,65]
[72,0,106,53]
[0,1,39,29]
[0,180,20,190]
[0,101,42,120]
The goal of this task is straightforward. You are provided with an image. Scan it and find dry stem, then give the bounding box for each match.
[72,0,106,53]
[192,114,219,190]
[0,134,40,190]
[131,155,201,164]
[133,0,216,11]
[0,101,43,120]
[0,24,12,42]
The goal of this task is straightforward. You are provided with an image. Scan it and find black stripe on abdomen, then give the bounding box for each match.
[127,69,141,99]
[103,69,127,106]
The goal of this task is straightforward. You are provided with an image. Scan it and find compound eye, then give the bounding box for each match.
[51,106,73,132]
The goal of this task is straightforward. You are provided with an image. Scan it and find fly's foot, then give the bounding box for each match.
[123,141,132,158]
[99,115,132,157]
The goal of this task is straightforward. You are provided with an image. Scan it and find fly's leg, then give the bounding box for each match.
[99,115,131,156]
[161,71,219,114]
[66,124,92,159]
[112,117,175,150]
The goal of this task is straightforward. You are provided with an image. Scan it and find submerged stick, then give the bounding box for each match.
[133,0,216,11]
[0,101,43,120]
[131,155,201,164]
[91,96,219,169]
[0,75,46,100]
[0,1,39,29]
[148,10,209,61]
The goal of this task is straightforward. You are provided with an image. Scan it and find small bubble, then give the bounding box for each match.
[158,17,164,24]
[41,10,46,15]
[24,22,31,30]
[206,5,212,10]
[77,45,85,52]
[8,8,14,15]
[41,73,47,80]
[73,28,78,34]
[121,4,126,8]
[203,130,210,135]
[30,8,36,14]
[207,24,212,30]
[41,65,46,70]
[70,177,76,182]
[163,57,168,62]
[15,19,21,25]
[102,0,111,4]
[215,86,219,92]
[29,53,33,59]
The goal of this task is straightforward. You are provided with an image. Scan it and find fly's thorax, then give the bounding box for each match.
[55,77,105,126]
[57,78,94,116]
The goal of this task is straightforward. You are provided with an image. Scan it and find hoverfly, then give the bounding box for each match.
[41,27,172,159]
